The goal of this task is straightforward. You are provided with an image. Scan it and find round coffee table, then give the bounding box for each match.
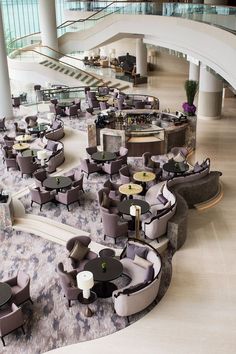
[13,143,30,152]
[0,282,12,307]
[91,151,116,164]
[21,149,39,158]
[133,171,156,195]
[118,199,150,230]
[119,183,143,200]
[84,257,123,298]
[43,176,72,191]
[99,248,116,258]
[15,134,32,142]
[163,160,189,176]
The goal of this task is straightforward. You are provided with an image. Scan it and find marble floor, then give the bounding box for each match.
[5,65,236,354]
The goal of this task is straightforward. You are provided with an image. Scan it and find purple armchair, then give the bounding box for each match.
[117,146,128,165]
[57,262,80,307]
[86,146,98,158]
[99,101,109,110]
[29,187,55,211]
[119,165,134,184]
[101,211,128,244]
[80,158,102,179]
[55,185,81,211]
[25,115,38,128]
[65,105,79,118]
[102,158,123,179]
[4,271,33,306]
[66,236,98,270]
[87,97,100,109]
[33,169,48,188]
[103,179,123,201]
[0,303,25,346]
[16,155,39,177]
[97,187,119,215]
[0,117,6,131]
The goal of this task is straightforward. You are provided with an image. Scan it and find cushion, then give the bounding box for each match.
[101,192,111,209]
[126,244,148,260]
[201,160,208,169]
[122,282,147,295]
[194,162,203,173]
[69,241,89,261]
[52,121,61,130]
[157,193,168,205]
[65,272,77,288]
[144,265,154,283]
[133,254,153,269]
[47,140,58,152]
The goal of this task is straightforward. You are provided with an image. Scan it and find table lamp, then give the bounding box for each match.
[77,271,94,300]
[130,204,141,239]
[37,150,48,166]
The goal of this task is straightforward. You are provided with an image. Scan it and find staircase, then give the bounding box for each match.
[39,58,130,91]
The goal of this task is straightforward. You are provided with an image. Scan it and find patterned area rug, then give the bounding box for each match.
[0,229,172,354]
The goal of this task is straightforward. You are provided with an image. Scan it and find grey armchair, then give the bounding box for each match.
[101,211,128,244]
[57,262,80,307]
[33,169,48,188]
[88,97,100,109]
[102,159,123,179]
[72,172,84,192]
[16,155,39,177]
[25,115,38,128]
[55,185,81,211]
[103,179,123,201]
[65,105,79,118]
[80,158,102,178]
[5,155,19,171]
[119,165,134,184]
[117,146,128,165]
[29,186,55,211]
[66,236,98,270]
[4,271,33,306]
[97,187,119,214]
[0,303,25,346]
[0,117,6,131]
[86,146,98,158]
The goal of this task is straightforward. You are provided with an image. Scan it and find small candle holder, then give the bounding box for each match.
[101,262,107,272]
[56,177,60,185]
[128,184,132,190]
[143,172,146,177]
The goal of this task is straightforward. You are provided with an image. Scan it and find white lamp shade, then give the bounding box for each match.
[130,205,141,216]
[77,271,94,291]
[173,152,185,163]
[37,150,48,161]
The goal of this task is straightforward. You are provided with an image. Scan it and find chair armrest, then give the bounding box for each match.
[86,251,98,260]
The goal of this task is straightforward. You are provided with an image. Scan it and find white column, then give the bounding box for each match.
[189,62,200,81]
[39,0,58,57]
[0,5,13,119]
[197,64,223,120]
[136,38,147,77]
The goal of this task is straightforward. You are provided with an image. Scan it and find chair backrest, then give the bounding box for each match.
[110,158,123,173]
[86,146,98,157]
[101,211,118,236]
[29,187,41,203]
[80,158,89,173]
[17,155,35,173]
[87,91,97,99]
[66,236,91,252]
[119,146,128,157]
[0,303,24,337]
[0,117,6,129]
[33,169,47,183]
[119,165,131,184]
[97,187,110,207]
[57,262,71,295]
[134,100,145,109]
[17,271,30,295]
[73,173,83,188]
[142,152,152,167]
[69,105,78,116]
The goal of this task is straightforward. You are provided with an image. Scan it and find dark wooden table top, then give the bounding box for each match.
[43,176,72,190]
[163,160,189,174]
[0,282,12,307]
[84,257,123,282]
[91,151,117,163]
[118,199,150,216]
[21,149,39,157]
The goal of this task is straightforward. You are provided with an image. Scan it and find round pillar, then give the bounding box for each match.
[197,65,223,120]
[0,5,13,119]
[136,38,147,77]
[189,62,200,81]
[39,0,58,56]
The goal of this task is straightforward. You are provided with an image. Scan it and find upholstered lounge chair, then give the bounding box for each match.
[66,236,97,270]
[101,211,128,244]
[4,270,33,306]
[0,303,25,346]
[57,262,81,307]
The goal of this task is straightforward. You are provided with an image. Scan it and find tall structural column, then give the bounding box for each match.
[197,65,223,120]
[0,5,13,119]
[38,0,58,57]
[189,62,200,81]
[136,38,147,77]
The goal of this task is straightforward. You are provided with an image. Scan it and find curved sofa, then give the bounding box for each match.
[45,122,65,141]
[112,239,162,318]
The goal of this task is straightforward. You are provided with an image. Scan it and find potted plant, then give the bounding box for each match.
[182,80,198,116]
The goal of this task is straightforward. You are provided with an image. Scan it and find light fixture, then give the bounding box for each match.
[77,271,94,299]
[37,150,48,166]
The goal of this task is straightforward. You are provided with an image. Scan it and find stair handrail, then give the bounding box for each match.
[18,47,106,85]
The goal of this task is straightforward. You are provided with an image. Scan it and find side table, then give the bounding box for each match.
[78,291,97,317]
